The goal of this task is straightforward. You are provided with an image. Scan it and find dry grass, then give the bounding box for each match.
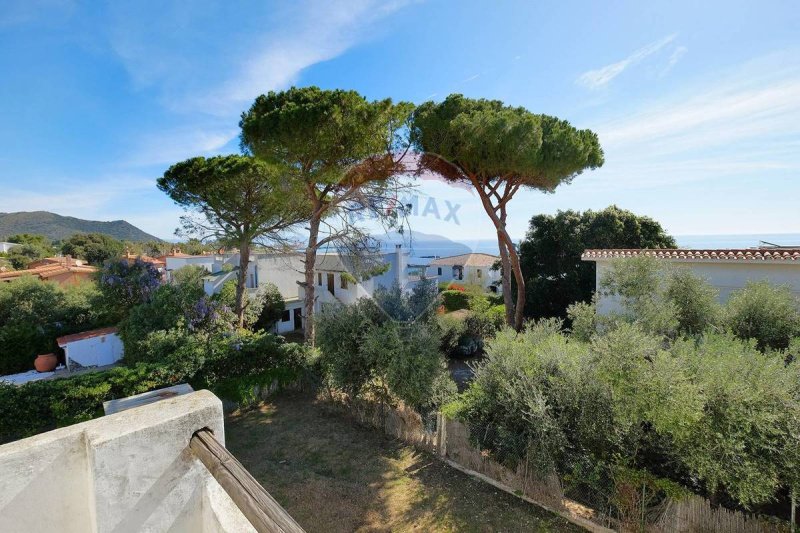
[225,392,581,533]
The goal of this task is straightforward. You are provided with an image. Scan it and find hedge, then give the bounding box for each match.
[0,336,309,444]
[441,290,470,311]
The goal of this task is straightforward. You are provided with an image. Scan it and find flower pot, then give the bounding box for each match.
[34,353,58,373]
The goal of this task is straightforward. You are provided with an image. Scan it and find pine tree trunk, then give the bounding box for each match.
[303,215,321,344]
[235,238,251,328]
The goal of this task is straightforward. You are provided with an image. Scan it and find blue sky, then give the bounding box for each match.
[1,0,799,242]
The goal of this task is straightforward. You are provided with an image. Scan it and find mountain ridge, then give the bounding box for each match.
[0,211,160,242]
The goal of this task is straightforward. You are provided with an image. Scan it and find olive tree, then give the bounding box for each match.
[411,95,603,329]
[158,155,305,327]
[240,86,413,343]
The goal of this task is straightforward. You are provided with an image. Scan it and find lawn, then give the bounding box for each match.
[225,392,581,533]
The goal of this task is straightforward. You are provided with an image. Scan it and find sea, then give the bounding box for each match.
[376,233,800,265]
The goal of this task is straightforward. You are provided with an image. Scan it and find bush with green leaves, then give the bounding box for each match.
[317,281,453,411]
[0,330,311,444]
[448,320,800,514]
[0,277,109,374]
[441,289,469,311]
[98,258,162,321]
[61,232,125,266]
[598,257,724,339]
[723,280,800,351]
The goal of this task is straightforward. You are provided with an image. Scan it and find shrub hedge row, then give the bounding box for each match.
[0,334,309,444]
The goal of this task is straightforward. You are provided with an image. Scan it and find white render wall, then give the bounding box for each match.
[63,332,124,369]
[427,263,501,291]
[594,259,800,315]
[0,390,255,533]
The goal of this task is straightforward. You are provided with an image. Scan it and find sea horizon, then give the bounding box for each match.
[385,233,800,261]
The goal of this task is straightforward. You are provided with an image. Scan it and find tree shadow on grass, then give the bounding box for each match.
[225,392,579,533]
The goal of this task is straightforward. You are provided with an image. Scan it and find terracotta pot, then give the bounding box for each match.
[34,353,58,373]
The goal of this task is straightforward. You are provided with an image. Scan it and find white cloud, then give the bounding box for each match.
[577,33,677,89]
[660,45,688,77]
[108,0,415,117]
[127,126,239,167]
[107,0,416,167]
[583,56,800,191]
[0,178,154,215]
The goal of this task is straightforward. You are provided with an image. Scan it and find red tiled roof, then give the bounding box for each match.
[430,253,500,267]
[57,327,118,346]
[122,252,166,267]
[582,248,800,262]
[0,262,98,281]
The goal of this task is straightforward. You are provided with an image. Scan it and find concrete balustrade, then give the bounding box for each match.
[0,389,255,533]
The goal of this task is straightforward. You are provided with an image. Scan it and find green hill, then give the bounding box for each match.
[0,211,160,242]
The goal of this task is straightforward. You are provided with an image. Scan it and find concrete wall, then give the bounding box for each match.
[594,259,800,315]
[64,332,124,369]
[0,390,255,533]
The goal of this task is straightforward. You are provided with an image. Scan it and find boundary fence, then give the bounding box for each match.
[346,398,792,533]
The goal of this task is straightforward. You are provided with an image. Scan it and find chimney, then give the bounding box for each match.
[395,244,406,285]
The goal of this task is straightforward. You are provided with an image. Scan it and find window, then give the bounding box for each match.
[477,269,482,279]
[281,310,291,322]
[249,273,255,287]
[437,267,442,276]
[318,273,322,286]
[340,275,348,289]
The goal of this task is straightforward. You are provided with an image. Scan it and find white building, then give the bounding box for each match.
[0,242,19,253]
[582,248,800,315]
[426,253,501,292]
[57,327,124,370]
[312,244,410,311]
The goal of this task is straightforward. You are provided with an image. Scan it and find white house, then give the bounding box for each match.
[57,327,124,370]
[0,242,19,253]
[426,253,501,292]
[582,248,800,315]
[312,244,411,312]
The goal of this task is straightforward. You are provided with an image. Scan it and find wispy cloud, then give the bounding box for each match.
[106,0,415,167]
[586,55,800,190]
[127,126,239,167]
[660,46,688,77]
[577,33,677,89]
[108,0,414,117]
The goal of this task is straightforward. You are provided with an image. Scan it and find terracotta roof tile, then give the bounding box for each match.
[581,248,800,262]
[430,253,500,267]
[57,327,118,346]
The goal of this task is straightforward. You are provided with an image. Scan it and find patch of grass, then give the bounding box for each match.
[225,392,581,532]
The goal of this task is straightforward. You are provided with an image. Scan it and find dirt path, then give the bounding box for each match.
[225,393,581,533]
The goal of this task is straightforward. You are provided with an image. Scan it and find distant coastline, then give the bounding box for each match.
[383,233,800,261]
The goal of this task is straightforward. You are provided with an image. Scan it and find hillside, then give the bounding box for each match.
[0,211,160,242]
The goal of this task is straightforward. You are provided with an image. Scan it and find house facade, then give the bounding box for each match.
[582,248,800,315]
[312,244,410,310]
[426,253,501,292]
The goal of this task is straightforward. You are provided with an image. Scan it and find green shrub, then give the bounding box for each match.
[441,290,470,311]
[0,277,109,374]
[317,283,453,411]
[723,281,800,351]
[450,318,800,511]
[0,332,311,444]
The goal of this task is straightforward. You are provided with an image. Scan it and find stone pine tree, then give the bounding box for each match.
[240,86,413,343]
[158,155,305,327]
[411,94,604,330]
